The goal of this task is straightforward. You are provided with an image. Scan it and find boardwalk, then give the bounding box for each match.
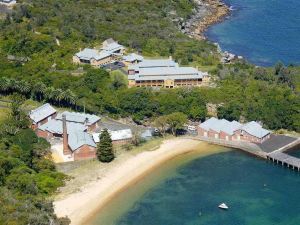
[267,152,300,171]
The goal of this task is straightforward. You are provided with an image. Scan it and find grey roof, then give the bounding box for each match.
[68,131,96,151]
[128,59,178,71]
[56,111,100,125]
[241,121,270,138]
[101,42,124,52]
[199,118,270,138]
[123,53,144,62]
[200,117,242,135]
[76,48,111,61]
[128,67,206,81]
[38,120,87,135]
[103,38,115,45]
[29,103,56,123]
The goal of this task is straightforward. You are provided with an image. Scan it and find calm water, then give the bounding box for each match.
[91,150,300,225]
[206,0,300,66]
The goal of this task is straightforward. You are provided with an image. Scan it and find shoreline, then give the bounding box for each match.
[54,139,225,225]
[182,0,230,40]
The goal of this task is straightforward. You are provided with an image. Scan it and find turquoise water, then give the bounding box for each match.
[117,151,300,225]
[206,0,300,66]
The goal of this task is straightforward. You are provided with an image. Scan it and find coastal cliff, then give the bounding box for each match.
[178,0,230,39]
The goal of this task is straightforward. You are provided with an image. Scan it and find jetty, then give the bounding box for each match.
[193,134,300,171]
[267,152,300,171]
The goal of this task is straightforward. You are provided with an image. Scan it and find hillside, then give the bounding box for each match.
[0,0,299,132]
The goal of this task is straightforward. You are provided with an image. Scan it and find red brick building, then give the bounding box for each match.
[198,118,271,144]
[29,103,57,130]
[55,111,100,132]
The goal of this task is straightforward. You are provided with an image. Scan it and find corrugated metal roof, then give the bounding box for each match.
[101,42,124,52]
[39,120,87,134]
[199,118,270,138]
[29,103,56,123]
[76,48,111,61]
[68,131,96,151]
[56,111,100,125]
[128,59,178,71]
[123,53,144,62]
[128,67,206,81]
[242,121,270,138]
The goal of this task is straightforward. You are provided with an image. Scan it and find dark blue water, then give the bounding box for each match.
[118,151,300,225]
[206,0,300,66]
[287,145,300,158]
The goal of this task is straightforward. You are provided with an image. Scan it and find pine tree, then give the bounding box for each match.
[97,129,114,162]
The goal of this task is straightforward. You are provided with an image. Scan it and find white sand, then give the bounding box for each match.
[54,138,208,225]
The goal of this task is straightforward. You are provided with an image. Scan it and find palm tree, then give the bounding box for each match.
[0,77,10,94]
[33,82,46,101]
[44,87,55,103]
[17,80,31,96]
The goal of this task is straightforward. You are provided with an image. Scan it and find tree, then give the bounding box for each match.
[97,129,114,163]
[153,115,168,136]
[165,112,188,136]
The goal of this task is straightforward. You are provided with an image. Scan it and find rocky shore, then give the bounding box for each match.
[179,0,230,40]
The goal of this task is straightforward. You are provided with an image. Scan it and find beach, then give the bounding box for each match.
[54,138,220,225]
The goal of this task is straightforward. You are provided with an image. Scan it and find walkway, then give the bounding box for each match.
[193,136,267,159]
[267,152,300,171]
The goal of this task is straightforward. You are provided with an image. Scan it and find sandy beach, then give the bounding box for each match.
[54,138,216,225]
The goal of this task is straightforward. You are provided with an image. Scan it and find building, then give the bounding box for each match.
[73,39,125,67]
[101,38,125,54]
[128,58,178,75]
[67,131,97,161]
[29,103,57,130]
[73,48,113,67]
[127,58,209,88]
[123,53,144,65]
[56,111,100,131]
[93,128,133,145]
[36,119,87,139]
[0,0,17,6]
[198,117,271,143]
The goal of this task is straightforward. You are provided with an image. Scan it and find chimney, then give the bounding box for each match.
[62,114,70,155]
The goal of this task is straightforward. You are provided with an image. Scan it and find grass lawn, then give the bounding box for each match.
[0,108,10,123]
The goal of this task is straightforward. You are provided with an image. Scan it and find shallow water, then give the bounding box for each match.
[206,0,300,66]
[89,149,300,225]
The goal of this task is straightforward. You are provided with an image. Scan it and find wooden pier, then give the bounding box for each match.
[267,152,300,171]
[192,135,300,171]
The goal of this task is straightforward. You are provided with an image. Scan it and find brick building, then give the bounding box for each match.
[29,103,57,130]
[56,111,100,132]
[198,117,271,143]
[127,58,209,88]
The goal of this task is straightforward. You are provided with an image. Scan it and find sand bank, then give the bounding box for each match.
[54,138,220,225]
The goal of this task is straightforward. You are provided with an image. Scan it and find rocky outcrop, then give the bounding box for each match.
[179,0,230,40]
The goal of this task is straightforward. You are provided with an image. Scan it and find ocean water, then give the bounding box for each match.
[205,0,300,66]
[90,149,300,225]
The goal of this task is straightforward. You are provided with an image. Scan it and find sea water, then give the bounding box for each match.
[90,149,300,225]
[206,0,300,66]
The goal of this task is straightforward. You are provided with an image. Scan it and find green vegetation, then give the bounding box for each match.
[97,129,115,163]
[0,96,69,224]
[0,0,299,133]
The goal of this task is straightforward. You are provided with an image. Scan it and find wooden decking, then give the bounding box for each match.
[267,152,300,171]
